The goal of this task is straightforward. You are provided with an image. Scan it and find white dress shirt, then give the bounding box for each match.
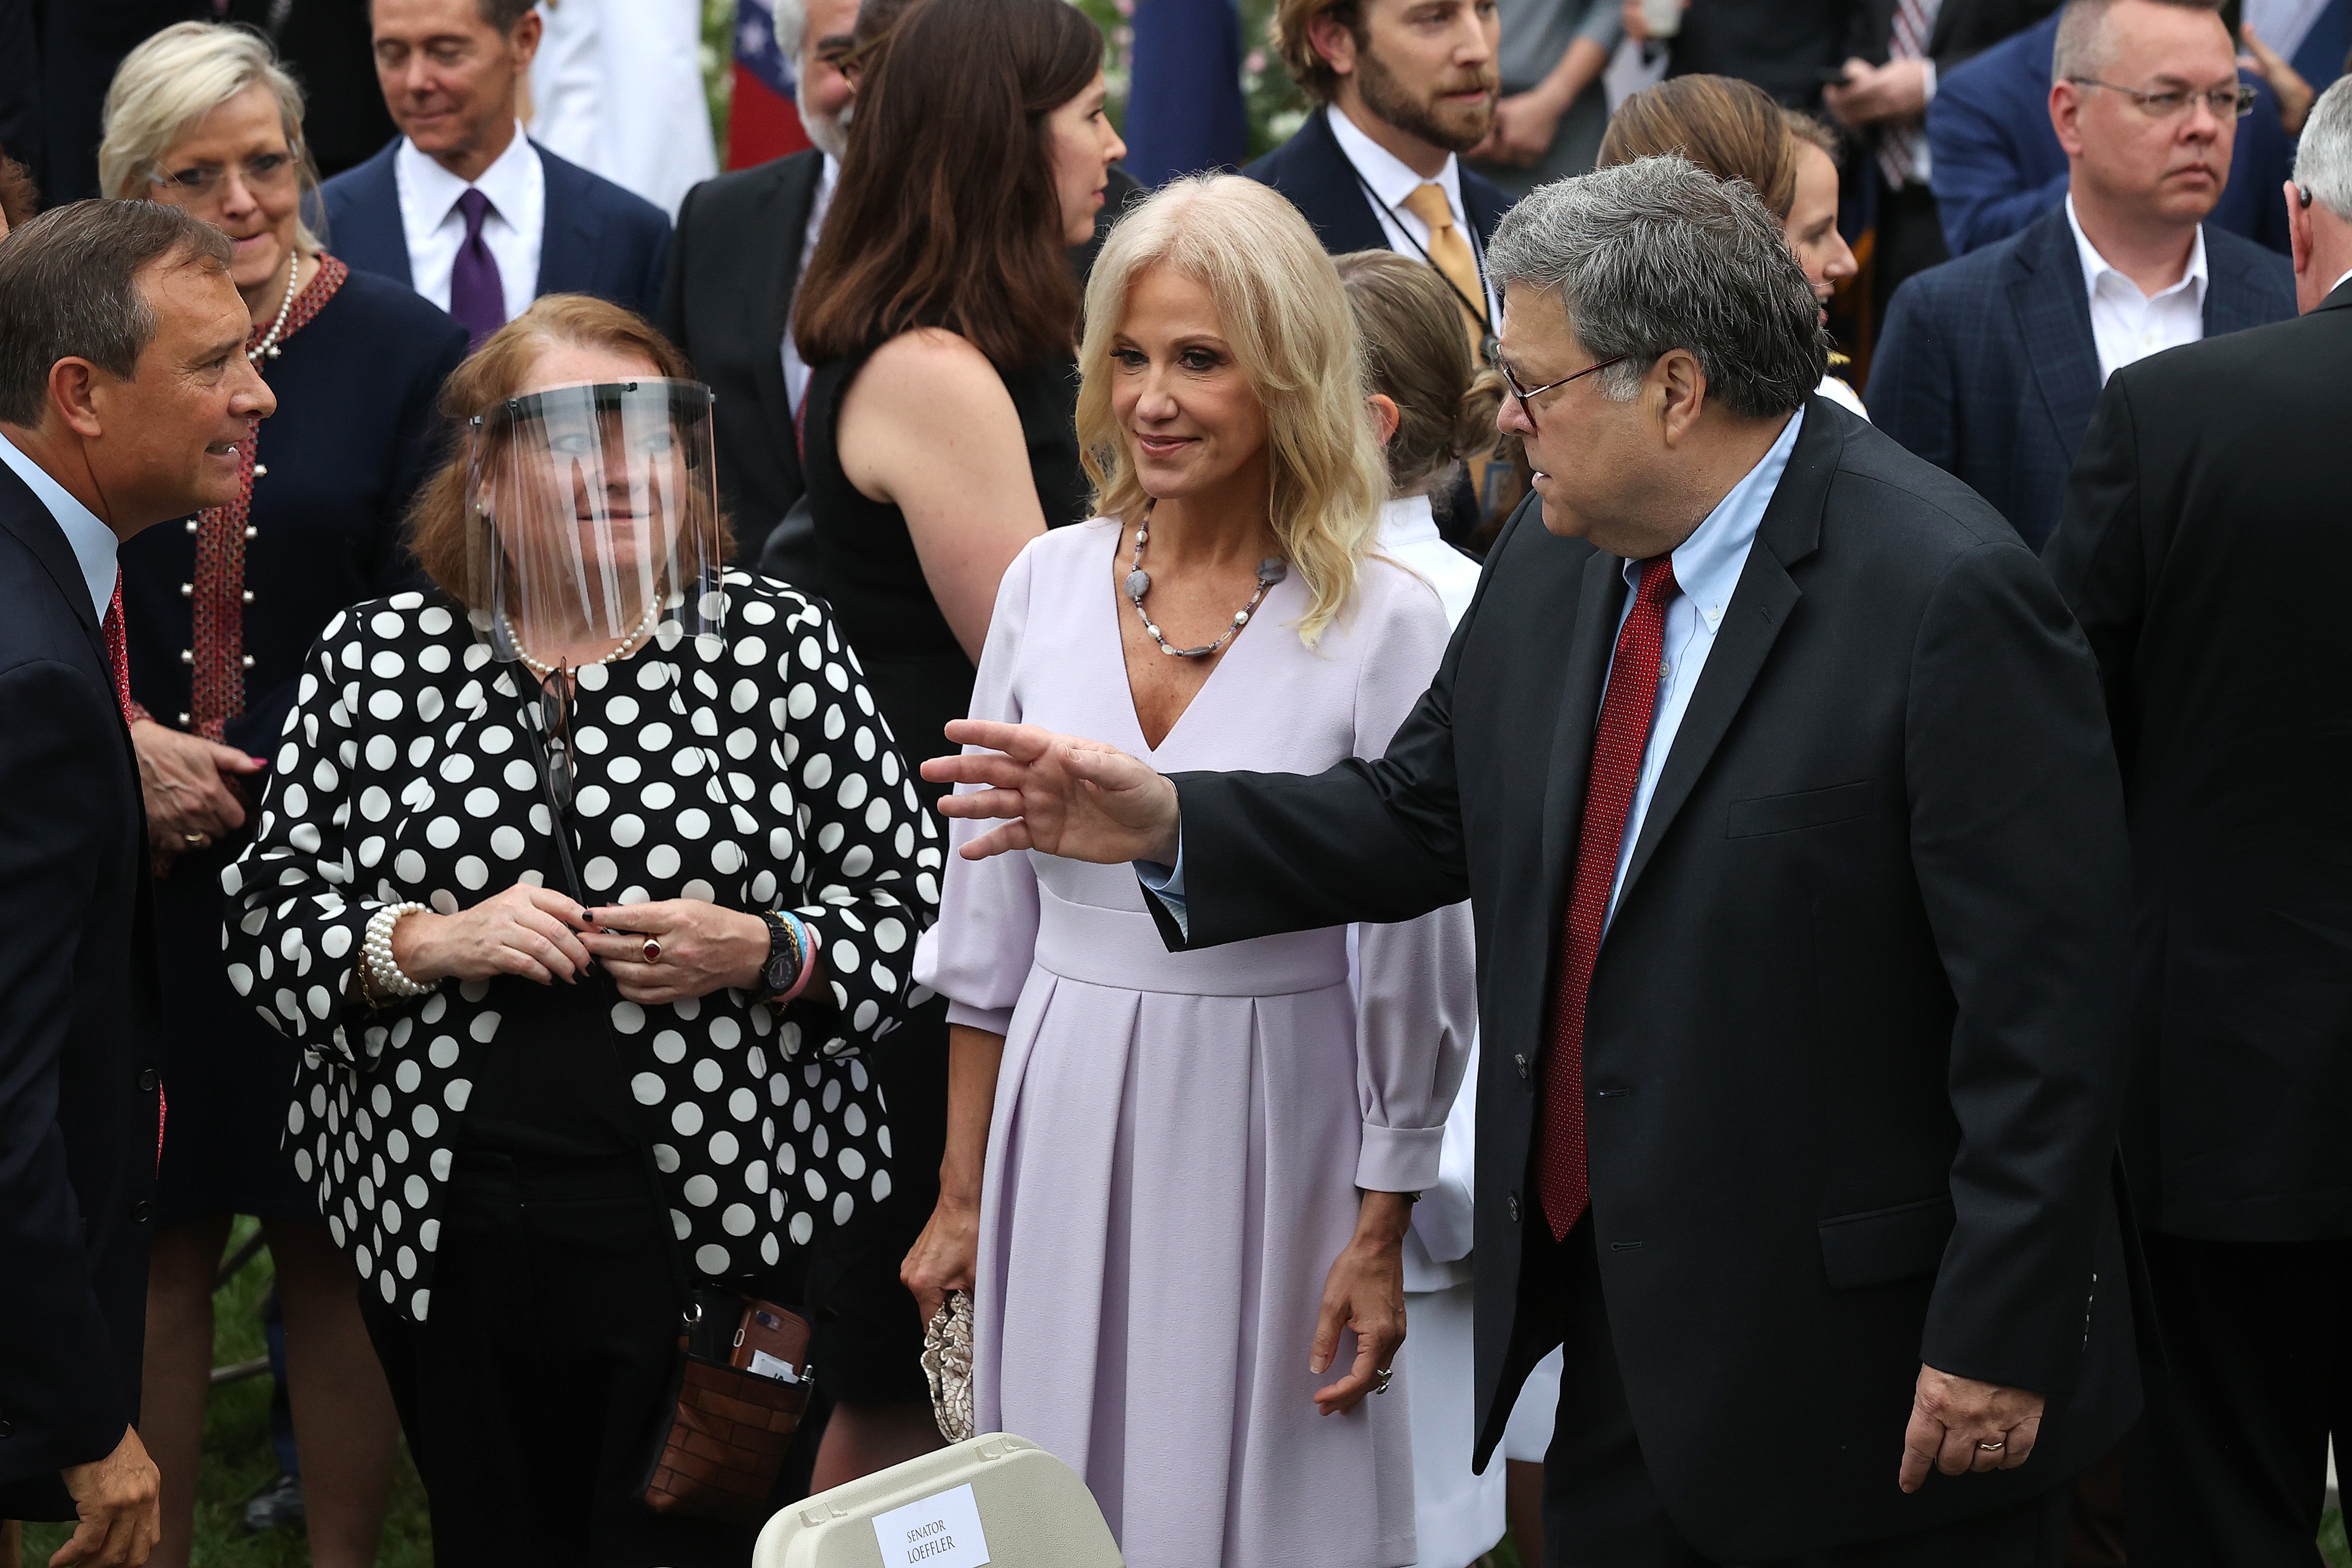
[397,127,544,324]
[780,153,841,418]
[2066,195,2207,384]
[1326,105,1503,331]
[0,429,117,622]
[1375,494,1481,625]
[1594,408,1800,928]
[527,0,716,218]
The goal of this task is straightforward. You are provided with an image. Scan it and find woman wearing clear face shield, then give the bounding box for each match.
[221,293,938,1562]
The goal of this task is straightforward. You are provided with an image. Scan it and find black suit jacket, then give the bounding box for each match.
[1663,0,1872,106]
[655,148,826,569]
[320,136,671,316]
[1867,206,2296,551]
[2044,280,2352,1244]
[0,463,161,1521]
[1149,402,2140,1558]
[1243,106,1514,259]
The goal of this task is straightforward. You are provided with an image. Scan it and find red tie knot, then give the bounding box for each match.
[1637,553,1679,608]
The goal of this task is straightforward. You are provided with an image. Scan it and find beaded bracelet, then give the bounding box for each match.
[774,910,820,1006]
[360,902,433,1007]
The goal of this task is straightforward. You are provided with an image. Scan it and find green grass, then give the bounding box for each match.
[21,1218,433,1567]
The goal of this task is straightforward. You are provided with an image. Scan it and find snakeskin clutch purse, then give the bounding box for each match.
[922,1289,976,1442]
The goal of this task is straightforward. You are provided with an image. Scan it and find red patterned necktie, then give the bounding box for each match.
[1539,555,1679,1240]
[102,573,135,728]
[1879,0,1941,189]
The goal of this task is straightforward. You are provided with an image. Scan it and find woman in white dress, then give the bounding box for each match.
[902,177,1476,1567]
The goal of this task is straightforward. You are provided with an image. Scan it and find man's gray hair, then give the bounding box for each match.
[1487,154,1825,419]
[0,201,233,429]
[2052,0,2223,84]
[2296,76,2352,220]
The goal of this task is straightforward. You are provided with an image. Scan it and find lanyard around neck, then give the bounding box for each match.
[1340,158,1497,360]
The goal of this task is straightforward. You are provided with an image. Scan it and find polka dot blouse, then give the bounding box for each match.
[222,575,942,1322]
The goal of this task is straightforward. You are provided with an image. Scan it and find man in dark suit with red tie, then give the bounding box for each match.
[0,200,274,1563]
[922,156,2141,1566]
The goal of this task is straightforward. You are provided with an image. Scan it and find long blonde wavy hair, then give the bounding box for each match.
[1077,175,1388,649]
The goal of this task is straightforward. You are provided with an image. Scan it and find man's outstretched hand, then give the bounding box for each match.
[1898,1364,2044,1493]
[922,721,1180,866]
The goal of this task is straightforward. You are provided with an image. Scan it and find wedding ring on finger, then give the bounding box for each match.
[641,937,663,964]
[183,832,207,848]
[1978,1441,2006,1452]
[1373,1365,1394,1395]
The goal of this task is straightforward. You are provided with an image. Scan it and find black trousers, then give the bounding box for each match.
[2123,1232,2352,1566]
[1529,1219,2072,1568]
[357,1152,766,1567]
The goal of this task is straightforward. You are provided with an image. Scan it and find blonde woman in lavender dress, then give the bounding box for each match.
[903,176,1476,1567]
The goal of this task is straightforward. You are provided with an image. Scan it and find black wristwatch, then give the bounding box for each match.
[757,909,802,1003]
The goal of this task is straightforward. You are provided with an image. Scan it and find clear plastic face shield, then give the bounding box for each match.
[464,378,724,670]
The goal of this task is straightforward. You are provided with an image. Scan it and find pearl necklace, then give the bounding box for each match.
[1122,519,1285,659]
[499,598,662,679]
[248,252,299,363]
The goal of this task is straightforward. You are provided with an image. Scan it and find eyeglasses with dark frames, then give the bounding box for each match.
[537,668,576,814]
[2064,77,2257,120]
[1497,353,1630,434]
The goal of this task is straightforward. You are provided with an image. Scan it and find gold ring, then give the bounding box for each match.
[183,832,207,848]
[641,937,663,963]
[1978,1441,2005,1452]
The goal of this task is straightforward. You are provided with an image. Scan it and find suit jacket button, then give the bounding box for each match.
[131,1201,152,1223]
[0,1418,11,1438]
[1514,1053,1530,1080]
[137,1068,158,1092]
[1507,1194,1521,1224]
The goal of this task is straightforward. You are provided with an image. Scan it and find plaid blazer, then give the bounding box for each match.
[1865,205,2294,552]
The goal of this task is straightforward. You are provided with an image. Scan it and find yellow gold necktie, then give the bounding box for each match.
[1399,182,1486,350]
[1398,181,1500,518]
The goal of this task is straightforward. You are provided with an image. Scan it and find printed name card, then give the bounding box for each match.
[873,1482,991,1568]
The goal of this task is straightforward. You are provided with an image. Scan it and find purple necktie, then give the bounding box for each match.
[448,186,505,349]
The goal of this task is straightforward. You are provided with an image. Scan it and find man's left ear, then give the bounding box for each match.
[1654,349,1708,446]
[1368,393,1400,447]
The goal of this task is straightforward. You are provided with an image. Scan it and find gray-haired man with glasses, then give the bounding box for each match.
[923,153,2145,1566]
[1869,0,2295,553]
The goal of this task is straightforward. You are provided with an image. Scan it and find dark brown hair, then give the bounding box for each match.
[0,147,36,230]
[0,200,231,428]
[1334,249,1502,503]
[407,293,730,604]
[793,0,1101,369]
[1273,0,1364,105]
[1597,75,1800,220]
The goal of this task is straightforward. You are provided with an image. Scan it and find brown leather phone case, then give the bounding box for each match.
[640,1295,815,1526]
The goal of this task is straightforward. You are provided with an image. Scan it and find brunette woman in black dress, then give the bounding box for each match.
[787,0,1125,1485]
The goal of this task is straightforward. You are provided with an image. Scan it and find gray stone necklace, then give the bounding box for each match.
[1123,513,1287,659]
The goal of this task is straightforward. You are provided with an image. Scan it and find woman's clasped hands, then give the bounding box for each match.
[386,884,772,1004]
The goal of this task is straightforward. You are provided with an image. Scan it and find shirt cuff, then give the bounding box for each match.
[1356,1122,1445,1195]
[1922,58,1938,103]
[1136,840,1187,939]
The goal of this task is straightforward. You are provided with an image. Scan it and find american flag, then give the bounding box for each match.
[728,0,813,169]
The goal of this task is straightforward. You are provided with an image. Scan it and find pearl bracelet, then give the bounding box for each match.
[361,902,433,1005]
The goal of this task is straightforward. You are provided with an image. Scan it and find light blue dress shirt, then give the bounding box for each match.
[0,428,120,623]
[1143,408,1804,936]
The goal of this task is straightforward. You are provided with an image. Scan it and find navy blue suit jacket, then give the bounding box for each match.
[1865,204,2294,552]
[320,137,670,317]
[1244,107,1514,259]
[1928,12,2296,257]
[0,466,161,1522]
